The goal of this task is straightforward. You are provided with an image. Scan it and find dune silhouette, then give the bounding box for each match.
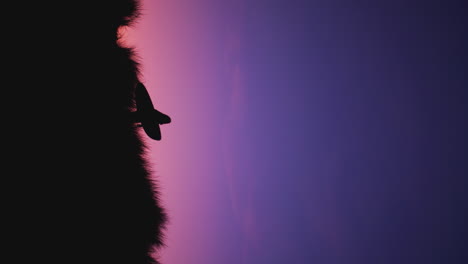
[4,1,169,263]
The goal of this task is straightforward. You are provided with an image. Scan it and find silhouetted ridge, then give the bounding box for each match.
[4,1,168,264]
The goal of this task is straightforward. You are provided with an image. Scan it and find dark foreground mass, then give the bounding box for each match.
[3,1,167,264]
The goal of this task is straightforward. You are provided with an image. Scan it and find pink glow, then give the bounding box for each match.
[122,1,247,263]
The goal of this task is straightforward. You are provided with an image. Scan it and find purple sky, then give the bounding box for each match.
[126,1,468,263]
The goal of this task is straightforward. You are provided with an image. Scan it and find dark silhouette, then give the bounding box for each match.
[131,82,171,141]
[4,1,169,264]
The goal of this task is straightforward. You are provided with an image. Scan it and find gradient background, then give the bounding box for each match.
[121,1,468,263]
